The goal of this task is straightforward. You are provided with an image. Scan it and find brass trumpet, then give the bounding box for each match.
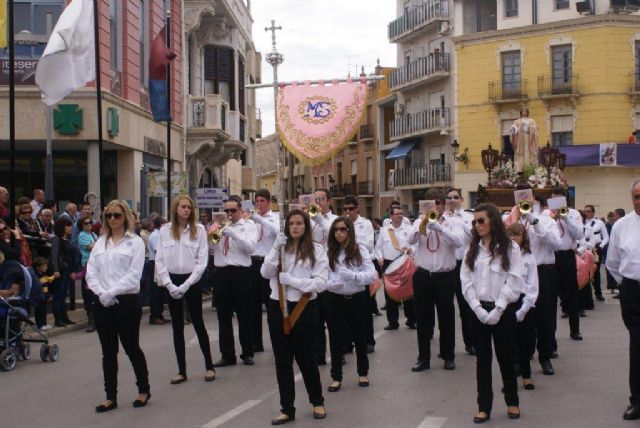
[209,221,231,244]
[519,201,532,215]
[419,210,440,235]
[559,206,569,218]
[307,204,319,217]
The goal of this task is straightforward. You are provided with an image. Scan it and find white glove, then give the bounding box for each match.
[167,283,183,299]
[252,214,266,225]
[427,222,442,232]
[337,267,356,282]
[472,306,489,323]
[279,272,297,287]
[327,278,342,292]
[524,213,535,223]
[99,290,117,307]
[311,214,322,223]
[515,308,526,322]
[223,226,237,239]
[177,282,191,297]
[485,307,504,325]
[274,232,288,249]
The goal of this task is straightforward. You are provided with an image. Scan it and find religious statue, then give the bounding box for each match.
[510,108,538,170]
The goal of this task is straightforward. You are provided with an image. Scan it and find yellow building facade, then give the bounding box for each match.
[454,14,640,214]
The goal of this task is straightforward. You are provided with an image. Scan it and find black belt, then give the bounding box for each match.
[343,290,367,300]
[480,300,496,310]
[417,267,453,277]
[252,256,265,262]
[624,278,640,286]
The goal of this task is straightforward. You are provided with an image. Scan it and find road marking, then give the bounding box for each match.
[417,416,447,428]
[202,400,262,428]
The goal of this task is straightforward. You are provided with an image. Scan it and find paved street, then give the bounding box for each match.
[1,293,633,428]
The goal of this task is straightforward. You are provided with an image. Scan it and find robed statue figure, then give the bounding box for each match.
[510,108,538,169]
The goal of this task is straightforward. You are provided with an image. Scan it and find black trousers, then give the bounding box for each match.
[382,259,415,327]
[314,291,332,363]
[364,284,375,346]
[148,261,168,320]
[454,260,474,348]
[555,250,580,335]
[250,256,271,350]
[471,302,519,414]
[620,278,640,406]
[592,252,603,297]
[606,267,618,291]
[215,266,253,361]
[413,268,455,362]
[167,273,214,376]
[267,299,324,417]
[535,264,557,361]
[326,291,369,381]
[515,296,536,379]
[94,294,150,402]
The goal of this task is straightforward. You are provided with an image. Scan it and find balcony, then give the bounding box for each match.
[537,74,580,99]
[388,0,450,43]
[463,14,497,35]
[488,80,528,104]
[390,108,450,141]
[329,181,374,197]
[389,53,450,91]
[227,111,248,143]
[358,181,374,196]
[187,94,230,141]
[359,124,374,142]
[630,72,640,94]
[392,164,451,189]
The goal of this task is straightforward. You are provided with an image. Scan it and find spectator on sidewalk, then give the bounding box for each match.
[50,217,76,327]
[0,187,9,223]
[0,219,22,262]
[31,189,45,220]
[78,214,98,332]
[37,208,55,240]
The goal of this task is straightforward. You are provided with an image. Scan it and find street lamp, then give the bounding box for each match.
[538,142,559,178]
[296,183,302,196]
[450,139,470,168]
[556,152,566,171]
[481,143,499,184]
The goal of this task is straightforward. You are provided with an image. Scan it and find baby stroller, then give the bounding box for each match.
[0,260,60,371]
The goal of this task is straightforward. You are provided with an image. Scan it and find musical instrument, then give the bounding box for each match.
[383,254,416,302]
[519,200,532,215]
[576,251,595,290]
[307,204,319,217]
[559,206,569,218]
[209,221,231,244]
[418,209,440,235]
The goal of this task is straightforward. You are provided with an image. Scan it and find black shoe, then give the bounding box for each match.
[444,360,455,370]
[384,324,399,330]
[613,294,621,299]
[623,404,640,420]
[596,295,605,302]
[313,406,327,419]
[586,306,595,310]
[550,351,559,359]
[523,379,535,390]
[328,381,341,392]
[170,375,187,384]
[358,377,369,387]
[508,408,521,419]
[406,322,417,330]
[212,358,236,367]
[95,401,117,413]
[579,310,587,317]
[411,360,430,372]
[465,345,476,356]
[85,324,96,333]
[271,413,295,425]
[133,393,151,408]
[570,332,583,341]
[242,357,255,366]
[149,318,167,325]
[541,360,555,375]
[473,412,490,424]
[366,344,375,354]
[373,310,383,316]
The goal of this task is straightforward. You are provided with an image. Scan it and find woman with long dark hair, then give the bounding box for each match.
[155,195,215,384]
[461,203,523,423]
[325,216,377,392]
[50,217,76,327]
[86,200,150,412]
[260,209,329,425]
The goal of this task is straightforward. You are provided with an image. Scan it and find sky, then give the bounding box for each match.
[249,0,397,135]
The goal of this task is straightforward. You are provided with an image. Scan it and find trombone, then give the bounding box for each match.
[519,201,532,215]
[418,209,440,235]
[209,220,231,244]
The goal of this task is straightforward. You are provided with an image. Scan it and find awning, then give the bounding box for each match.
[559,143,640,166]
[386,139,419,160]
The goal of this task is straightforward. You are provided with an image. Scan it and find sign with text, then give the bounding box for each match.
[146,172,188,197]
[0,59,38,85]
[195,187,229,209]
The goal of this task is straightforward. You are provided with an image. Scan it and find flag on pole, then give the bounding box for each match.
[35,0,95,106]
[149,26,176,122]
[0,0,7,49]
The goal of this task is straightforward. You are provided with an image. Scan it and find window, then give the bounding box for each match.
[555,0,570,9]
[139,0,148,87]
[551,45,572,93]
[551,115,573,147]
[505,0,518,17]
[109,0,120,71]
[203,45,235,109]
[238,56,245,115]
[502,51,521,97]
[351,159,357,176]
[635,41,640,85]
[9,1,63,57]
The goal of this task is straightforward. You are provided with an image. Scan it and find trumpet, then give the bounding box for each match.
[209,221,231,244]
[419,209,440,235]
[559,206,569,218]
[519,201,532,215]
[307,204,319,217]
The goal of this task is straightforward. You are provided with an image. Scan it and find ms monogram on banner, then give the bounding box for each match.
[299,96,337,124]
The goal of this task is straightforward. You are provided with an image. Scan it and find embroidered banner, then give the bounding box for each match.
[276,79,368,166]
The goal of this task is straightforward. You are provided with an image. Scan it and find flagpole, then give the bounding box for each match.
[165,9,171,214]
[8,0,15,223]
[92,0,105,211]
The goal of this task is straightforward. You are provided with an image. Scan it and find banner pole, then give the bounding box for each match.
[166,9,172,214]
[93,0,105,211]
[8,0,15,223]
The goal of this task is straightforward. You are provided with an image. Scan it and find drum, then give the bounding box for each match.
[383,254,416,302]
[576,251,596,290]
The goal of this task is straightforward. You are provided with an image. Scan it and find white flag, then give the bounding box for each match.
[35,0,95,106]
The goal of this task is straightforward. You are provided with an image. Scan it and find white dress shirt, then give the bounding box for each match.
[445,209,473,261]
[606,212,640,283]
[553,208,585,251]
[524,213,561,265]
[260,242,329,301]
[519,251,539,313]
[382,216,411,228]
[353,215,375,257]
[409,215,465,272]
[311,210,337,248]
[252,210,280,257]
[86,232,145,296]
[30,200,43,219]
[583,217,609,251]
[375,222,413,261]
[213,218,257,267]
[148,229,159,261]
[155,223,209,290]
[461,241,524,311]
[326,246,377,295]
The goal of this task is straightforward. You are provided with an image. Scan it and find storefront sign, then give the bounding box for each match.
[146,172,187,197]
[0,59,38,85]
[195,187,229,209]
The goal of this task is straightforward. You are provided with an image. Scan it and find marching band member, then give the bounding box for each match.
[212,195,258,367]
[86,200,150,412]
[461,203,523,424]
[550,187,585,341]
[583,204,609,304]
[310,189,337,366]
[409,189,465,372]
[382,200,411,227]
[443,188,476,355]
[325,216,377,392]
[250,189,280,352]
[260,209,329,425]
[155,196,215,384]
[606,180,640,421]
[506,223,539,390]
[375,205,415,330]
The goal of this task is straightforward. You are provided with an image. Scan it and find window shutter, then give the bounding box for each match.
[217,48,232,81]
[551,115,573,132]
[204,46,216,80]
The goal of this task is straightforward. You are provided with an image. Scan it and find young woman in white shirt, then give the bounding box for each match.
[325,216,377,392]
[155,195,215,385]
[86,200,150,413]
[507,222,539,391]
[260,209,329,425]
[461,203,524,424]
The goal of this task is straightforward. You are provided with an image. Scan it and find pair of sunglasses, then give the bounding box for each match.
[105,212,123,220]
[471,217,487,226]
[224,208,238,214]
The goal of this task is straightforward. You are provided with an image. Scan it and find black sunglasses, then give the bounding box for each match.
[83,221,92,225]
[334,226,349,233]
[446,195,461,200]
[105,212,123,220]
[224,208,238,214]
[634,195,640,201]
[343,206,356,212]
[472,217,487,226]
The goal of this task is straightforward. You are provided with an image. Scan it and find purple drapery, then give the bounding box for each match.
[558,144,640,166]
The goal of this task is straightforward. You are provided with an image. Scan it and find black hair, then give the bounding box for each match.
[343,195,359,207]
[551,186,567,197]
[227,195,242,209]
[255,189,271,201]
